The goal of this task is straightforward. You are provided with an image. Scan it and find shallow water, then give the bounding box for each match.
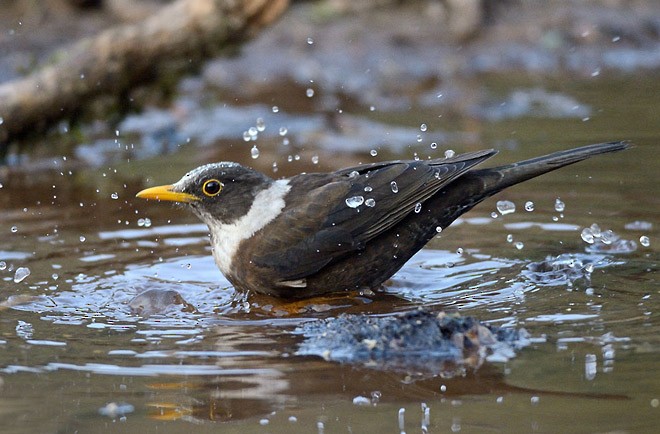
[1,72,659,433]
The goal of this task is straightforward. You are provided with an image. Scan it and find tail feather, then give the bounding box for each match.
[469,141,631,196]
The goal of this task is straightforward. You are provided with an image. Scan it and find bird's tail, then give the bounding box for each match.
[465,141,631,197]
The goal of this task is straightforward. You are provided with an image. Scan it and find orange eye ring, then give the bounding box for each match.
[202,179,223,197]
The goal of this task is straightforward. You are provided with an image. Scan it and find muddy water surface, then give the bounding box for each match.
[0,74,658,433]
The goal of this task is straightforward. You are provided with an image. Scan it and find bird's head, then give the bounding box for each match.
[135,162,273,226]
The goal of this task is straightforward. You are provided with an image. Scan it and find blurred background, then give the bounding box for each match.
[0,1,658,433]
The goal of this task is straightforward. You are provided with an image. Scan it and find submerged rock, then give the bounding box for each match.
[128,288,196,316]
[295,309,530,376]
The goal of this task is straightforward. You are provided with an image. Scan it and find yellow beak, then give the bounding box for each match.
[135,185,199,203]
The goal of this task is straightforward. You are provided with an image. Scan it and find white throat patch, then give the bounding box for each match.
[206,179,291,275]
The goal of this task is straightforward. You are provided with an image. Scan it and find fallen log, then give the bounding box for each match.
[0,0,289,158]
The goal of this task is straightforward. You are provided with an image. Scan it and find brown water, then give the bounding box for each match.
[0,74,659,433]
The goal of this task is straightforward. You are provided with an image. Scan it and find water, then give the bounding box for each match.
[0,76,659,434]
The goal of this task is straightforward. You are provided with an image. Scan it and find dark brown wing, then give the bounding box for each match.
[252,150,497,283]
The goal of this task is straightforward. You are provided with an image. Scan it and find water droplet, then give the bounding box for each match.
[256,117,266,132]
[554,198,565,212]
[248,127,258,137]
[496,200,516,215]
[456,247,463,255]
[365,198,376,207]
[306,88,315,98]
[590,223,601,237]
[14,267,30,283]
[640,235,650,247]
[311,155,319,164]
[345,196,364,208]
[416,134,423,143]
[390,181,399,193]
[612,35,621,42]
[110,192,119,200]
[79,235,86,242]
[524,201,535,212]
[506,234,513,243]
[444,149,455,158]
[515,241,524,250]
[584,263,594,273]
[349,171,359,178]
[0,117,3,125]
[585,354,597,380]
[307,37,314,45]
[10,226,18,233]
[143,218,152,228]
[420,123,427,132]
[282,137,290,146]
[600,230,615,245]
[430,142,437,149]
[137,218,145,227]
[279,126,288,136]
[530,396,540,405]
[581,227,595,244]
[491,211,498,218]
[435,226,443,233]
[271,105,279,113]
[414,202,422,213]
[242,131,251,141]
[250,145,260,159]
[272,162,279,172]
[369,105,375,111]
[370,149,378,157]
[52,273,59,280]
[0,261,6,270]
[364,186,373,192]
[591,68,600,77]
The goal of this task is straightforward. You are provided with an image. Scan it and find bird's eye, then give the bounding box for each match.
[202,179,223,197]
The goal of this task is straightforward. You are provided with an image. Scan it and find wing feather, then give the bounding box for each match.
[251,150,497,283]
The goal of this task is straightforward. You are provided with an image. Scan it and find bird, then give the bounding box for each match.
[136,141,629,298]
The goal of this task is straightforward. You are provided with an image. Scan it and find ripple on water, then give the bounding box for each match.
[522,253,619,288]
[12,254,234,327]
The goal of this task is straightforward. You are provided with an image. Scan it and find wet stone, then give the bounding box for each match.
[295,310,530,376]
[128,289,196,316]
